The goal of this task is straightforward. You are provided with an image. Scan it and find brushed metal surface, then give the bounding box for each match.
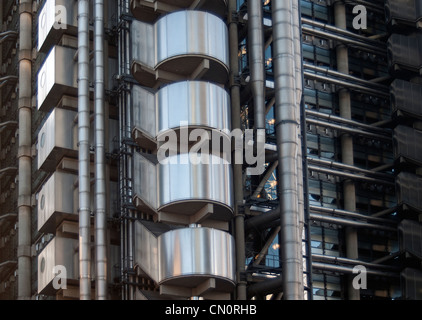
[37,171,77,233]
[158,227,236,288]
[155,11,228,67]
[37,108,77,171]
[157,81,231,135]
[37,236,78,295]
[157,154,233,212]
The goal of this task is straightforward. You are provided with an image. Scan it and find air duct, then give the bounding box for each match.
[272,0,303,300]
[94,0,107,300]
[78,0,91,300]
[247,0,265,131]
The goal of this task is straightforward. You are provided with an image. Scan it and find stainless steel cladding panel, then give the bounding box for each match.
[157,81,231,134]
[393,125,422,166]
[37,171,77,233]
[37,0,78,52]
[134,221,159,282]
[155,11,229,67]
[158,227,236,286]
[38,0,116,52]
[37,236,79,294]
[131,84,156,139]
[37,46,77,112]
[131,20,155,68]
[133,152,158,210]
[157,154,233,210]
[37,108,77,170]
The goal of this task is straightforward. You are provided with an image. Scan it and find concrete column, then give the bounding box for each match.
[334,1,359,300]
[17,0,33,300]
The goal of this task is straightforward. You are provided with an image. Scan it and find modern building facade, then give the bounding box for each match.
[0,0,421,300]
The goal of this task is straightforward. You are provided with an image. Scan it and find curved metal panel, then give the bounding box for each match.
[155,11,229,67]
[157,81,231,134]
[157,154,233,212]
[158,227,236,287]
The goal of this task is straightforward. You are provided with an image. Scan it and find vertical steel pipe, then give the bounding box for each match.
[291,0,305,260]
[272,0,303,300]
[247,0,266,131]
[94,0,107,300]
[17,0,32,300]
[229,0,247,300]
[78,0,92,300]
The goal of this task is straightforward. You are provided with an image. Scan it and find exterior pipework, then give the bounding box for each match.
[292,1,306,296]
[247,0,266,131]
[78,0,92,300]
[94,0,107,300]
[17,0,33,300]
[272,0,303,300]
[228,0,247,300]
[334,1,359,301]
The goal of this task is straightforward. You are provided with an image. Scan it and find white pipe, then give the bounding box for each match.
[272,0,303,300]
[94,0,107,300]
[78,0,91,300]
[17,0,32,300]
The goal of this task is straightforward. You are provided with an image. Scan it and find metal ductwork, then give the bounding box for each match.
[78,0,91,300]
[272,0,303,300]
[94,0,107,300]
[130,11,229,87]
[247,0,265,131]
